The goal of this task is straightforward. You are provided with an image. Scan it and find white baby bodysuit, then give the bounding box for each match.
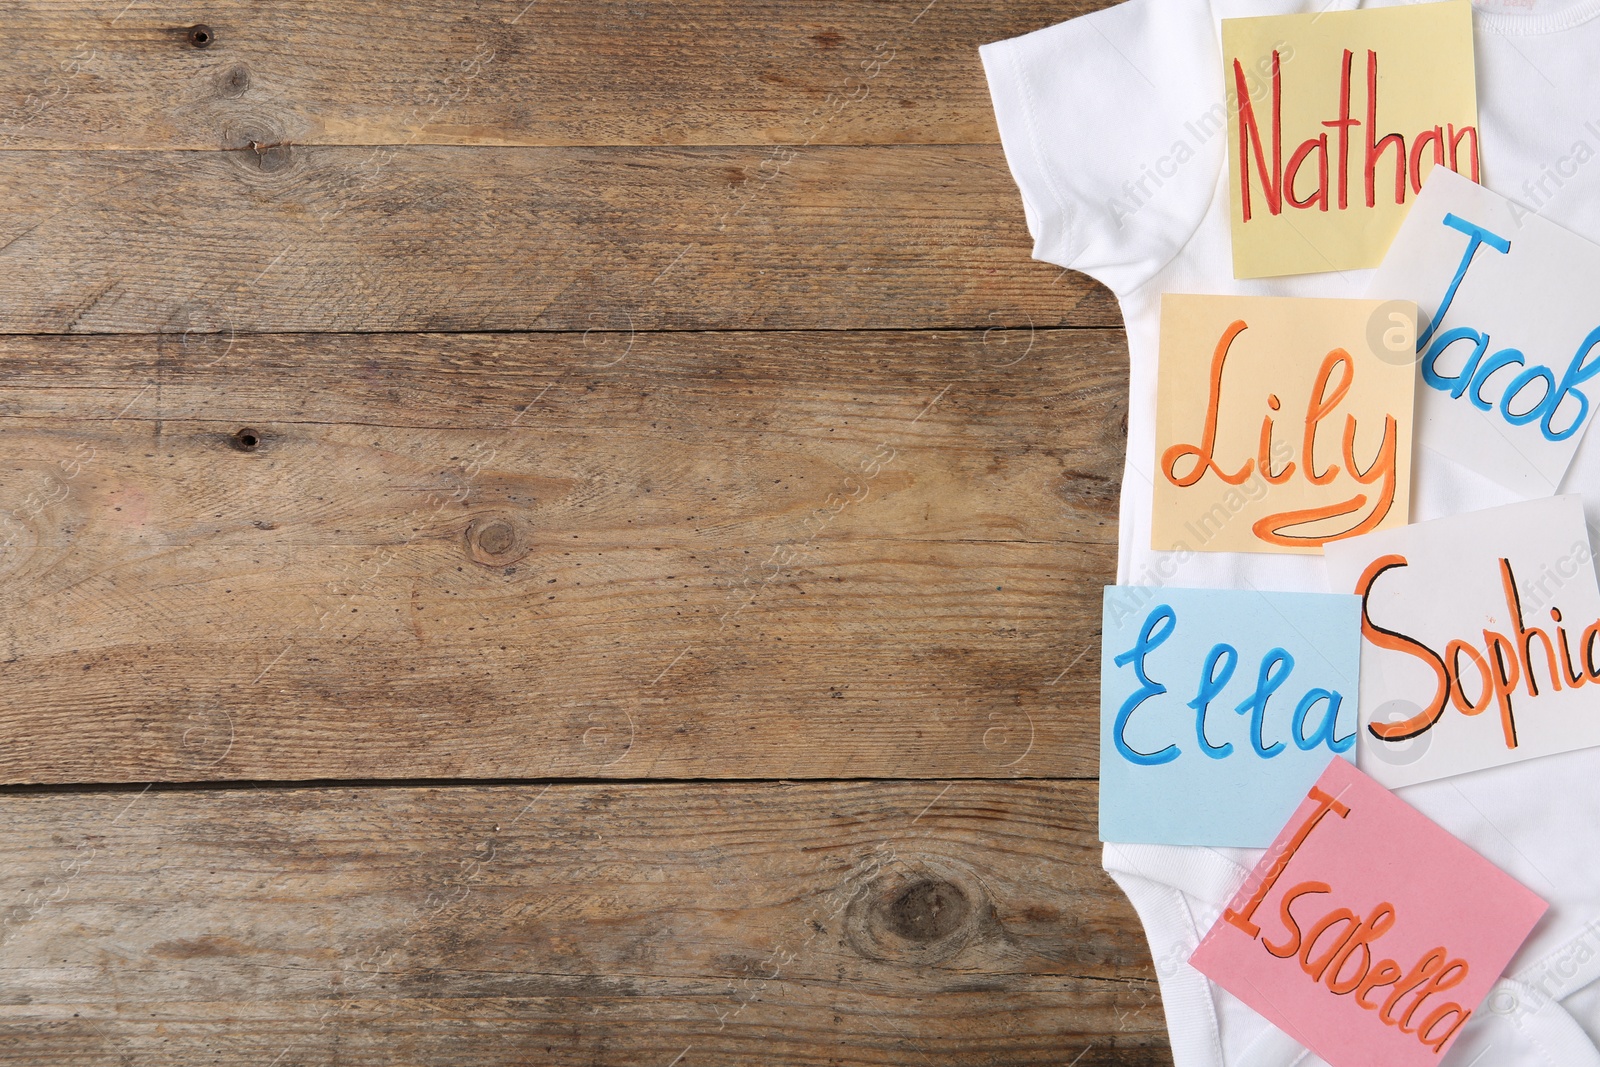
[981,1,1600,1064]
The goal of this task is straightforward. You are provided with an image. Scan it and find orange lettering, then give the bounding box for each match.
[1163,320,1254,488]
[1225,789,1350,938]
[1356,556,1449,741]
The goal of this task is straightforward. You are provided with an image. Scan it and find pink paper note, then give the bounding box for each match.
[1189,757,1546,1066]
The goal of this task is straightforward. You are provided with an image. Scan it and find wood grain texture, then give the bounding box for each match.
[0,779,1168,1066]
[0,145,1115,334]
[0,328,1127,784]
[0,0,1115,150]
[0,0,1168,1058]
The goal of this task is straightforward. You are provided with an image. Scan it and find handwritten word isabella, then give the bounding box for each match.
[1223,787,1473,1053]
[1161,320,1400,547]
[1235,48,1478,221]
[1356,554,1600,747]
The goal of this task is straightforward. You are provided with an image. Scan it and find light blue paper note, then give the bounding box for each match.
[1100,585,1362,847]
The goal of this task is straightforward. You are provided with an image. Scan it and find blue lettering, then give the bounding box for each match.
[1543,326,1600,441]
[1291,689,1354,752]
[1502,363,1555,426]
[1188,644,1239,759]
[1415,215,1600,445]
[1470,348,1525,412]
[1234,648,1292,758]
[1420,327,1490,400]
[1111,612,1353,764]
[1418,213,1510,352]
[1113,606,1180,766]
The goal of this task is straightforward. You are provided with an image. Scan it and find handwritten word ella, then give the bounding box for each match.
[1111,603,1352,766]
[1357,554,1600,747]
[1235,48,1478,221]
[1161,319,1400,548]
[1419,214,1600,442]
[1224,788,1473,1054]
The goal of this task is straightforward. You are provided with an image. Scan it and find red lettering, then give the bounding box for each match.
[1409,126,1445,193]
[1450,123,1481,183]
[1235,54,1283,222]
[1286,134,1330,211]
[1321,49,1358,211]
[1364,51,1407,208]
[1232,45,1476,223]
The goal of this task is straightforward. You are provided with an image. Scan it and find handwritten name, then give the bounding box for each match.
[1235,48,1478,221]
[1356,554,1600,747]
[1111,603,1352,766]
[1161,319,1400,548]
[1224,787,1473,1054]
[1418,214,1600,442]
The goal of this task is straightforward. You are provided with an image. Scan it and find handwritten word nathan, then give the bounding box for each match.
[1111,603,1352,766]
[1235,49,1478,221]
[1419,214,1600,441]
[1223,787,1473,1053]
[1357,554,1600,748]
[1161,320,1400,547]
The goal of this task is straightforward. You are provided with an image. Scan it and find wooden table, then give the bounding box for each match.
[0,2,1168,1062]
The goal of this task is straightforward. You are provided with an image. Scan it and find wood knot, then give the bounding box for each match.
[221,119,294,174]
[842,854,991,965]
[885,879,970,943]
[465,513,530,567]
[249,140,293,172]
[218,64,250,97]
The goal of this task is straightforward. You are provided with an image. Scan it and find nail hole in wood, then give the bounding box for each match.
[188,24,214,47]
[231,428,261,452]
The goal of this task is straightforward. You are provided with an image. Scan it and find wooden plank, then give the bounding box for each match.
[0,0,1113,150]
[0,145,1114,334]
[0,328,1127,784]
[0,779,1169,1065]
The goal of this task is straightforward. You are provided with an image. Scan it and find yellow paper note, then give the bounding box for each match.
[1153,294,1417,555]
[1223,1,1478,279]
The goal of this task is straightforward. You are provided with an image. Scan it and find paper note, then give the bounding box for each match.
[1223,1,1479,279]
[1100,586,1362,846]
[1368,166,1600,495]
[1190,758,1546,1067]
[1323,495,1600,788]
[1153,294,1416,555]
